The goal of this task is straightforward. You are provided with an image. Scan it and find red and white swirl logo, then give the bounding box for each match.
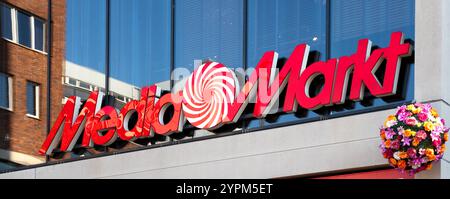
[182,62,238,129]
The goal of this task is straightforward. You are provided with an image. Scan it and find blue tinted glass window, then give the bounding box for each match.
[247,0,327,127]
[175,0,243,70]
[17,11,32,47]
[26,82,37,115]
[331,0,414,56]
[66,0,106,74]
[330,0,414,113]
[1,4,12,40]
[248,0,326,67]
[0,73,9,108]
[110,0,171,87]
[34,18,45,51]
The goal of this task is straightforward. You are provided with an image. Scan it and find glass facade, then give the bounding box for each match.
[64,0,415,155]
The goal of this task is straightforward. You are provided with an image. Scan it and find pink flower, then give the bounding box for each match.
[397,126,405,136]
[391,140,400,149]
[416,130,427,140]
[433,139,441,147]
[397,111,411,122]
[418,113,428,122]
[431,131,441,141]
[385,129,396,139]
[405,117,418,126]
[396,105,407,115]
[441,118,446,125]
[407,148,416,158]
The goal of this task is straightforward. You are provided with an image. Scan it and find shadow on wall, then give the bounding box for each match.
[0,38,12,168]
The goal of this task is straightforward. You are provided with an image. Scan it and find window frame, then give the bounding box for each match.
[0,73,13,112]
[0,2,47,54]
[25,81,40,119]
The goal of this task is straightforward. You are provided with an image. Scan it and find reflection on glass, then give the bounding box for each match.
[0,73,9,108]
[110,0,171,89]
[17,11,32,47]
[65,0,106,101]
[330,0,415,113]
[247,0,326,67]
[175,0,243,70]
[0,4,12,40]
[34,18,45,51]
[248,0,327,127]
[26,82,37,116]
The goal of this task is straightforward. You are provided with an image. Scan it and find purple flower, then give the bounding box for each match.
[385,129,396,139]
[422,103,432,112]
[397,111,411,122]
[401,136,411,146]
[396,105,407,115]
[441,118,446,126]
[433,125,444,134]
[410,158,422,169]
[431,131,441,141]
[397,126,405,136]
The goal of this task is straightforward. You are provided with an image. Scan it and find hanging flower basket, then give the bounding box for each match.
[379,103,448,174]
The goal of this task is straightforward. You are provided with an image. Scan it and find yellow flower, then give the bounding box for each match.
[384,115,397,127]
[444,132,448,142]
[426,148,436,161]
[407,104,415,111]
[431,108,439,117]
[424,122,435,132]
[412,107,422,114]
[404,129,413,137]
[440,144,446,154]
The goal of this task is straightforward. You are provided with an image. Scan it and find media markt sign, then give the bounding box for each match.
[39,32,413,155]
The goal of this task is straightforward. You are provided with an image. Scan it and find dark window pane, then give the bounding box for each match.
[34,18,45,51]
[110,0,171,88]
[0,74,9,108]
[26,82,36,115]
[1,4,12,40]
[175,0,243,70]
[17,11,32,47]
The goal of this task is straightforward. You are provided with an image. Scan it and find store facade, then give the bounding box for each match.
[0,0,449,178]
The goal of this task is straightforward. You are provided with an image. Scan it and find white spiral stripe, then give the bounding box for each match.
[182,62,237,129]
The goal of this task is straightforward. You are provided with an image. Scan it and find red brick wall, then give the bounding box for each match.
[0,0,65,161]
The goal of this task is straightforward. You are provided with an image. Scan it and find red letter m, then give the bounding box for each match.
[39,91,103,155]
